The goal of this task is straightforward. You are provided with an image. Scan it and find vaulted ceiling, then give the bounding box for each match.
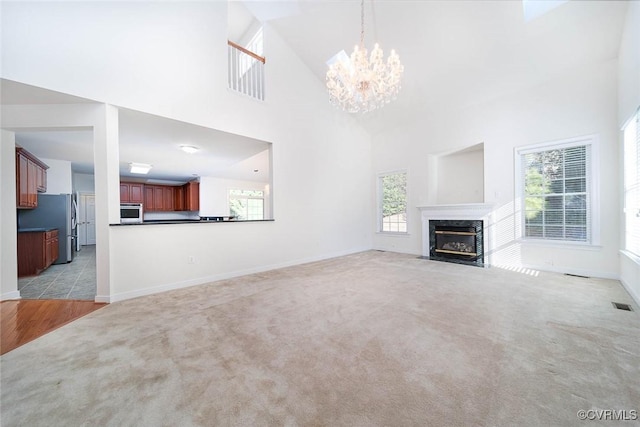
[1,1,630,181]
[260,0,629,133]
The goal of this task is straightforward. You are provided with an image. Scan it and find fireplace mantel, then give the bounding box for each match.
[417,203,494,218]
[417,203,494,264]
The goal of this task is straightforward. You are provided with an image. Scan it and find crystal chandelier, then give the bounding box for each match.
[326,0,404,113]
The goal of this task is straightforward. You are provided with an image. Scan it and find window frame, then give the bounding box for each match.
[623,108,640,258]
[514,135,600,246]
[228,188,265,221]
[377,170,409,235]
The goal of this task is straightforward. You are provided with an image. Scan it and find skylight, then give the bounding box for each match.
[326,50,350,69]
[522,0,569,22]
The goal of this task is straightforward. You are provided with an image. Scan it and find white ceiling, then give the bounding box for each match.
[1,80,271,184]
[263,0,629,133]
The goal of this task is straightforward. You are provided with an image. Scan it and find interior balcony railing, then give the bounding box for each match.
[228,40,265,101]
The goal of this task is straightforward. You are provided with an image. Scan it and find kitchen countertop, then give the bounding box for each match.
[18,227,59,233]
[110,219,274,226]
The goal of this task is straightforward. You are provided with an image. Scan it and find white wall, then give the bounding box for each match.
[0,130,20,300]
[373,59,620,279]
[436,147,484,204]
[41,158,72,194]
[73,173,95,193]
[618,2,640,304]
[1,1,372,302]
[618,1,640,130]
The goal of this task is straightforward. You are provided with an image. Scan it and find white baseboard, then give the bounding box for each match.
[94,295,111,304]
[372,246,421,256]
[489,262,619,281]
[619,278,640,308]
[108,246,371,303]
[0,291,21,301]
[619,250,640,307]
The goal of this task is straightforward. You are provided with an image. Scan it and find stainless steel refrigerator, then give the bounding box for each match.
[17,193,78,264]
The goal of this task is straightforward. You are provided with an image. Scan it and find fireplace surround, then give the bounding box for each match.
[429,219,484,267]
[418,203,493,267]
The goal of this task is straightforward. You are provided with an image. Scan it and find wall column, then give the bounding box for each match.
[93,104,120,302]
[0,130,20,300]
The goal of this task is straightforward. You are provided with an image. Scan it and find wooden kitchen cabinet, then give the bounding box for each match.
[153,186,164,210]
[17,152,30,208]
[120,182,144,203]
[184,181,199,211]
[27,160,38,207]
[16,147,49,209]
[174,186,185,211]
[144,186,154,211]
[143,185,171,212]
[17,229,58,277]
[120,183,129,202]
[45,230,59,267]
[162,187,174,211]
[36,164,47,192]
[130,183,144,203]
[122,180,199,212]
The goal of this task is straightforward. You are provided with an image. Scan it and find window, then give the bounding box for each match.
[517,136,597,243]
[623,109,640,257]
[378,172,407,233]
[229,189,264,220]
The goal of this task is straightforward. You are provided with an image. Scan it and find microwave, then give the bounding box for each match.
[120,203,143,224]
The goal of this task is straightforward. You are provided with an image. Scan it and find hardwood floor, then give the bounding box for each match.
[1,299,106,355]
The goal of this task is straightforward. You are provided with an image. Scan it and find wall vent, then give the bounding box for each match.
[612,302,633,312]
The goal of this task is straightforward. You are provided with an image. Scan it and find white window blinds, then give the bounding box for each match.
[520,138,593,243]
[623,110,640,256]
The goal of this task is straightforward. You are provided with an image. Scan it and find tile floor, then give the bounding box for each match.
[18,245,96,300]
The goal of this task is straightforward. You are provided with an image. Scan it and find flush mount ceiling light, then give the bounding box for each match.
[129,162,152,174]
[180,145,199,154]
[326,0,404,113]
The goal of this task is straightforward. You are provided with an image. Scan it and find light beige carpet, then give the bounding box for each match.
[1,251,638,426]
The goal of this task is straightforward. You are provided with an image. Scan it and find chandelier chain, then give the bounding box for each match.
[326,0,404,113]
[360,0,365,47]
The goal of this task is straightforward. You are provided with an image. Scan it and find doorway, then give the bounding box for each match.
[13,130,98,301]
[78,193,96,245]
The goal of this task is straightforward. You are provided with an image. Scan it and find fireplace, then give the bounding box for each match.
[429,219,484,267]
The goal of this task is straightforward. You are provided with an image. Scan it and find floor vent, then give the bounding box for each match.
[564,273,590,279]
[612,302,633,312]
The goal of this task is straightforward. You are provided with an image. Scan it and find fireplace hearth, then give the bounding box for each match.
[429,220,484,267]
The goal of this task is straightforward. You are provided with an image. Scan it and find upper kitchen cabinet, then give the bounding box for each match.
[174,185,185,211]
[162,186,174,211]
[120,182,144,203]
[142,184,172,211]
[16,147,49,209]
[137,182,199,212]
[184,181,199,211]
